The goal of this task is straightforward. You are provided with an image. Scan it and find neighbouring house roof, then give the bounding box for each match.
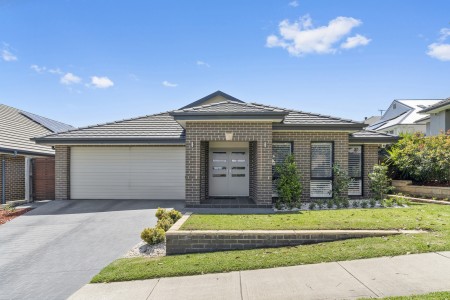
[367,99,442,131]
[179,90,245,109]
[349,130,399,144]
[35,92,376,145]
[0,104,73,156]
[414,115,431,124]
[419,98,450,114]
[363,115,381,126]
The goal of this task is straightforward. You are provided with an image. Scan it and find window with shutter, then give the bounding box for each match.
[348,146,362,196]
[310,142,333,198]
[272,142,292,195]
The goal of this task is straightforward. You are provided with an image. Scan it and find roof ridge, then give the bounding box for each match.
[250,102,362,124]
[177,99,249,112]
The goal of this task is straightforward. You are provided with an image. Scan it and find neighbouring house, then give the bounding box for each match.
[366,99,443,135]
[363,115,381,126]
[416,98,450,136]
[33,91,397,207]
[0,104,74,204]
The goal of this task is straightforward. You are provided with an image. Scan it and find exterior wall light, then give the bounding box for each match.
[225,132,233,141]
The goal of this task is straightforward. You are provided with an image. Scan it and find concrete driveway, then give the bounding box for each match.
[0,199,184,300]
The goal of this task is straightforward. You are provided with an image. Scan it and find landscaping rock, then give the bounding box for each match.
[124,241,166,258]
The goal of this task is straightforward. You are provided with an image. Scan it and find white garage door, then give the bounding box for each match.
[70,146,185,199]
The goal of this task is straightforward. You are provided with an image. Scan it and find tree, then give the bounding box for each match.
[275,154,303,209]
[369,164,393,200]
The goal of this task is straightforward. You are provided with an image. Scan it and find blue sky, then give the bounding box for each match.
[1,0,449,127]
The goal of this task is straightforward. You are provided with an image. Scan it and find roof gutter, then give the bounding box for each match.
[0,147,54,157]
[273,123,365,131]
[33,137,186,146]
[349,136,399,144]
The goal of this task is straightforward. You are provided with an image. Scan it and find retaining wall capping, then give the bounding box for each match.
[392,180,450,199]
[166,212,424,255]
[388,194,450,206]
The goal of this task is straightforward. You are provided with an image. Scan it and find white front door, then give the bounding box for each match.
[209,149,249,197]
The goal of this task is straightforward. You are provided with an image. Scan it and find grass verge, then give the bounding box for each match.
[360,291,450,299]
[92,204,450,283]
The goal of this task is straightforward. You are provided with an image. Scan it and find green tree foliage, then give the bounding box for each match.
[388,132,450,184]
[275,154,303,209]
[332,164,351,207]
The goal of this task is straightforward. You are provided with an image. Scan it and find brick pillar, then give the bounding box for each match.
[200,141,209,202]
[249,141,257,201]
[186,138,201,205]
[255,137,272,205]
[55,146,70,200]
[334,136,349,197]
[363,145,379,198]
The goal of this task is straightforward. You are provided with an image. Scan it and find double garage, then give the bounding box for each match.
[69,146,186,200]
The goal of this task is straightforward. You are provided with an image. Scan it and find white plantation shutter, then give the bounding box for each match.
[348,146,362,196]
[311,142,333,198]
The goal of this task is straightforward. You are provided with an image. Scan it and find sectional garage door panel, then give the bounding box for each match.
[70,147,185,199]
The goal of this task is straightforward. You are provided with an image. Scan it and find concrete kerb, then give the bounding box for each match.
[166,212,426,255]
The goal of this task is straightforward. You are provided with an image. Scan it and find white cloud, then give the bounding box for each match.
[31,64,46,73]
[427,28,450,61]
[90,76,114,88]
[48,68,63,75]
[427,43,450,61]
[60,73,81,85]
[288,1,299,7]
[266,15,369,56]
[162,80,178,87]
[196,60,210,67]
[1,49,17,62]
[341,34,371,49]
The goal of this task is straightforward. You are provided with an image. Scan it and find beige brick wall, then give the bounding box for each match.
[0,154,25,202]
[55,145,70,200]
[272,131,349,201]
[185,122,273,205]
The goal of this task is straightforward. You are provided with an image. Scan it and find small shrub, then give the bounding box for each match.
[308,202,316,210]
[369,199,376,208]
[352,201,359,208]
[3,202,16,214]
[276,155,303,209]
[141,227,165,245]
[326,199,334,209]
[342,199,350,208]
[275,200,282,210]
[381,198,394,207]
[360,201,368,208]
[155,207,167,220]
[156,218,174,232]
[168,209,182,223]
[332,164,351,204]
[369,164,393,201]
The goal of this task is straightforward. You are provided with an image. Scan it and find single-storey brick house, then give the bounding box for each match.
[1,104,74,204]
[34,91,397,207]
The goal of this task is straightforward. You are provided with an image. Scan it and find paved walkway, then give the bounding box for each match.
[0,199,184,300]
[70,252,450,300]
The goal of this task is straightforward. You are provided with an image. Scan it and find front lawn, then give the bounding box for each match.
[360,291,450,300]
[180,204,443,231]
[92,204,450,283]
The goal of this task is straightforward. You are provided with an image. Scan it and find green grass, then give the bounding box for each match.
[92,204,450,283]
[180,205,445,231]
[360,291,450,299]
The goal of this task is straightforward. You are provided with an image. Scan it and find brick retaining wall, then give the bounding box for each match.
[392,180,450,199]
[166,213,420,255]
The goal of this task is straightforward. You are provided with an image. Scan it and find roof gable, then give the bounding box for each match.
[179,91,245,109]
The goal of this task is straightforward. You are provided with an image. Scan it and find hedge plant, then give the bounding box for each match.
[275,154,303,209]
[387,132,450,184]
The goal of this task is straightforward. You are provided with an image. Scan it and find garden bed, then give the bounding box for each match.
[0,207,31,225]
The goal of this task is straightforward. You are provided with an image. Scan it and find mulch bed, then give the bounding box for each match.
[0,208,32,225]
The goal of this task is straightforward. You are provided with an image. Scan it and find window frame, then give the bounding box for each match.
[310,141,334,199]
[348,145,364,197]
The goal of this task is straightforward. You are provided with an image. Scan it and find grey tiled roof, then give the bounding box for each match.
[173,101,286,114]
[34,113,185,143]
[179,90,245,109]
[36,98,365,144]
[419,98,450,113]
[0,104,69,155]
[21,110,74,133]
[350,130,399,143]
